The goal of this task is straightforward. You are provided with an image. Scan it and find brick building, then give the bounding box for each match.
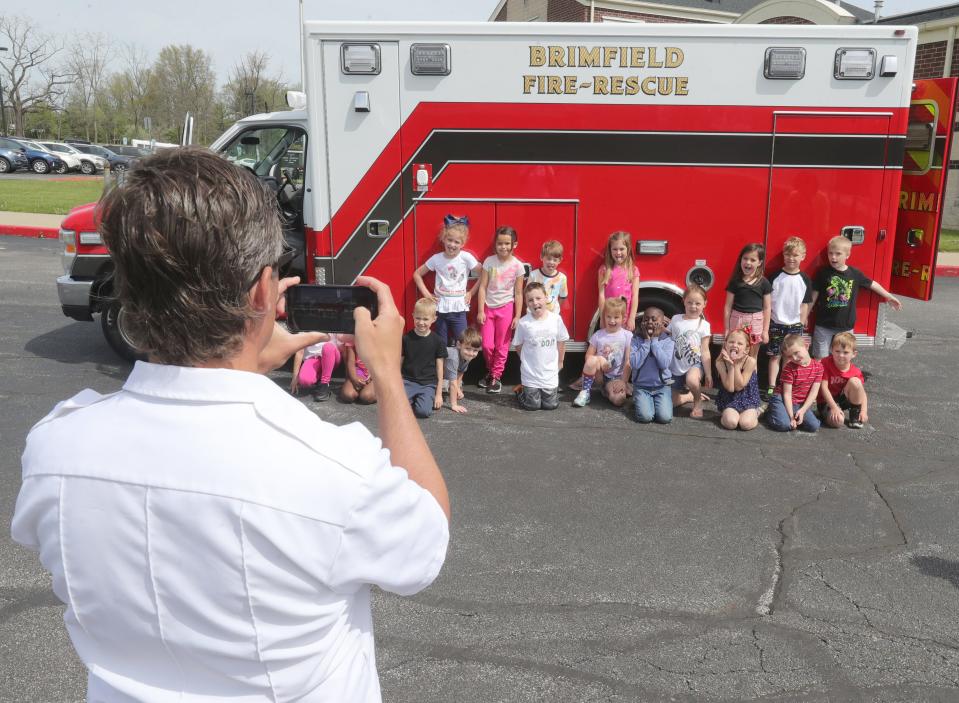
[491,0,959,226]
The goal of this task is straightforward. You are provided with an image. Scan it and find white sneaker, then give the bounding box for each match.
[573,389,591,407]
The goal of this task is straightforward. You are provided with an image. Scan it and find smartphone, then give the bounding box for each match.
[285,285,378,334]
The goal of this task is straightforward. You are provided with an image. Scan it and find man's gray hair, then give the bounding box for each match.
[99,147,284,365]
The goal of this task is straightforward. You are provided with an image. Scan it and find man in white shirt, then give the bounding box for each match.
[11,147,450,702]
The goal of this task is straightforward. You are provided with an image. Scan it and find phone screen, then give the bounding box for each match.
[286,285,378,334]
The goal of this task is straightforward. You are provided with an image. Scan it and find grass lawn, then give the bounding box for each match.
[940,228,959,253]
[0,180,103,216]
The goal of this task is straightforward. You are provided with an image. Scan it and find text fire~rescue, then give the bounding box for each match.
[524,45,689,97]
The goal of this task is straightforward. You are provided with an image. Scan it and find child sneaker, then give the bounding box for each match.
[487,378,502,394]
[846,406,864,429]
[312,383,331,402]
[572,389,591,407]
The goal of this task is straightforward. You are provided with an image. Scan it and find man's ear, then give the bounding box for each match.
[250,266,275,312]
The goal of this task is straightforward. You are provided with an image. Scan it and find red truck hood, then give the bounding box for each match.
[61,201,99,231]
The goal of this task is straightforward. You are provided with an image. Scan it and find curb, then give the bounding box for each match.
[0,225,60,239]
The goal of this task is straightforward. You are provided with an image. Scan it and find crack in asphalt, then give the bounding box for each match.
[756,476,828,617]
[848,452,909,547]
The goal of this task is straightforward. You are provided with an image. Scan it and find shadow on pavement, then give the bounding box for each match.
[25,322,130,380]
[912,555,959,589]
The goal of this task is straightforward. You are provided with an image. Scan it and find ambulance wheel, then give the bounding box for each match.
[636,289,683,327]
[101,299,144,362]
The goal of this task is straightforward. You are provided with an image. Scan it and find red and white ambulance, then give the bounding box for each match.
[56,21,955,360]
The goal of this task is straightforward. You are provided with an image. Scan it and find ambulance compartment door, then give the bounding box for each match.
[410,199,577,335]
[892,78,958,300]
[766,111,893,335]
[318,41,403,289]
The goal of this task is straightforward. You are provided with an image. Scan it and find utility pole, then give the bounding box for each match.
[0,47,8,137]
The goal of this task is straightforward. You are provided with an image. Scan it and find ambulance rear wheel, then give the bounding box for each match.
[101,300,144,363]
[636,289,683,327]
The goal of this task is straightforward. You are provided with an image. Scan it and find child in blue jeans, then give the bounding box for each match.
[629,306,675,424]
[766,334,823,432]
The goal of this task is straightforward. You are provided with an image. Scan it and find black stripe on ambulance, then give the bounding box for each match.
[318,128,906,284]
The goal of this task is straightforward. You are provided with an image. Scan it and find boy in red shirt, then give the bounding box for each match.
[766,334,823,432]
[818,331,867,429]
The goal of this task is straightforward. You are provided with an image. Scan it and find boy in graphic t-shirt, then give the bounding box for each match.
[810,236,901,359]
[818,331,868,430]
[512,282,569,411]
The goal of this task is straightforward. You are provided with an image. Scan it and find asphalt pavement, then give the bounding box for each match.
[1,236,957,702]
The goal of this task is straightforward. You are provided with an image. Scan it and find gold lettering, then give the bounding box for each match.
[625,75,640,95]
[641,76,657,95]
[564,75,578,94]
[603,47,617,67]
[675,76,688,96]
[523,75,537,94]
[610,75,624,95]
[529,46,546,67]
[648,47,664,68]
[665,47,684,68]
[593,75,610,94]
[579,46,601,67]
[631,47,645,67]
[547,75,563,94]
[549,46,565,67]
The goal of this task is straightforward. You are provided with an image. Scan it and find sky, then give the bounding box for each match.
[3,0,957,86]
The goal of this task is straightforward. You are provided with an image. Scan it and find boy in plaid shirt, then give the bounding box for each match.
[766,334,823,433]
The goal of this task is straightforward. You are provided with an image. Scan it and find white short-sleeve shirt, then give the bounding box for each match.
[425,251,479,313]
[512,311,570,388]
[11,362,449,703]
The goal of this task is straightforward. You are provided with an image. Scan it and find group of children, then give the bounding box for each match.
[291,217,901,431]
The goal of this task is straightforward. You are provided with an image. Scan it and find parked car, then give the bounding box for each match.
[6,138,65,174]
[104,144,152,159]
[21,140,78,173]
[71,143,132,171]
[0,138,30,173]
[38,141,106,175]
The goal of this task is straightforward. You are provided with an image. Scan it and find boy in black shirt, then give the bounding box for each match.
[401,298,448,418]
[810,236,901,358]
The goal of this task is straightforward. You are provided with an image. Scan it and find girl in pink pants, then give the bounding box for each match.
[476,226,525,394]
[290,335,340,401]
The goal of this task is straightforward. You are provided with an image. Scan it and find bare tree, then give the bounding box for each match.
[67,33,111,142]
[0,15,73,136]
[119,43,151,136]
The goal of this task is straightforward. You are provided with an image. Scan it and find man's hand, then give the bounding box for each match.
[353,276,404,383]
[259,323,326,374]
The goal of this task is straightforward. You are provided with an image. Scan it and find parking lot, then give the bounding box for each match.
[1,236,957,702]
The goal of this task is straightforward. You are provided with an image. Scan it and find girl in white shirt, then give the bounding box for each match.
[669,285,713,418]
[412,214,481,345]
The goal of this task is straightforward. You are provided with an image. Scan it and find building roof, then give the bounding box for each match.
[878,2,959,24]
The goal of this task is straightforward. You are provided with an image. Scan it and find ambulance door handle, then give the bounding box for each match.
[367,220,390,238]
